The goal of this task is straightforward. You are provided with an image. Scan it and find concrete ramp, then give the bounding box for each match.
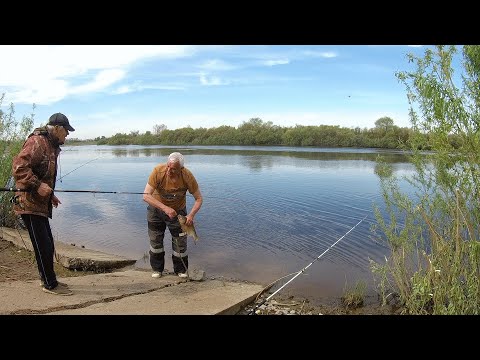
[0,269,265,315]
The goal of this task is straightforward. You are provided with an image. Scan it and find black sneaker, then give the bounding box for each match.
[39,281,68,287]
[42,283,73,296]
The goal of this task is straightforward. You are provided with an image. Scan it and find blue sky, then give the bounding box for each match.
[1,45,432,140]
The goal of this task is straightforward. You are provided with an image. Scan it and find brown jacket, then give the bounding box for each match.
[12,127,61,218]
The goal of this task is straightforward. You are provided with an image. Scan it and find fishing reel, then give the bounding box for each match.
[10,195,25,210]
[9,195,25,210]
[10,195,21,205]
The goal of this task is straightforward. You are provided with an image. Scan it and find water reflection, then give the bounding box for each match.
[52,145,415,302]
[109,145,410,161]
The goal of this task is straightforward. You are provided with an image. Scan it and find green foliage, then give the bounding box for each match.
[375,116,395,132]
[371,45,480,314]
[341,280,366,310]
[91,117,424,149]
[0,94,35,227]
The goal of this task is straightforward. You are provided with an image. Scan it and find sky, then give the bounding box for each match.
[0,45,435,140]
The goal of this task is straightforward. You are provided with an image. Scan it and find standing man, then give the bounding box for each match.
[143,152,203,278]
[12,112,75,295]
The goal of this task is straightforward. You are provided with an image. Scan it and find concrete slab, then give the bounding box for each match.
[0,227,266,315]
[0,269,265,315]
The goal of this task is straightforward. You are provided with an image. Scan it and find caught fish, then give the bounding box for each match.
[177,215,199,243]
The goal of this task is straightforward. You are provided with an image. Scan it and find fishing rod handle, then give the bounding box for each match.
[0,187,30,192]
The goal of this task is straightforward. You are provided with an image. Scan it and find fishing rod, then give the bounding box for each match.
[0,187,31,192]
[1,186,197,196]
[247,214,368,315]
[55,189,148,195]
[0,188,148,195]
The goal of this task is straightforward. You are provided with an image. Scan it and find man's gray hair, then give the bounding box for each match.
[168,152,185,167]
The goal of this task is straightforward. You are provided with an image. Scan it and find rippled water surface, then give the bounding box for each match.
[50,145,414,302]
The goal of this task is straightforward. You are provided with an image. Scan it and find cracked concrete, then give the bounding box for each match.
[0,227,265,315]
[0,269,265,315]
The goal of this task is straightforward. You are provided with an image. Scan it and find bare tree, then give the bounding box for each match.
[153,124,167,135]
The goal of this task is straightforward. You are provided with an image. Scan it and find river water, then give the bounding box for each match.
[50,145,414,303]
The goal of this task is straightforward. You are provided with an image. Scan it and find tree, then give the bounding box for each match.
[374,117,394,132]
[153,124,167,135]
[0,95,34,227]
[371,45,480,314]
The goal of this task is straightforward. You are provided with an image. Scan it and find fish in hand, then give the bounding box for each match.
[177,215,199,242]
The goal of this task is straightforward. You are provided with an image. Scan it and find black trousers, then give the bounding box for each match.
[147,205,188,274]
[21,214,58,289]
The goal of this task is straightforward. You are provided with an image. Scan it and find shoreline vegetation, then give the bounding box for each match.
[66,117,452,151]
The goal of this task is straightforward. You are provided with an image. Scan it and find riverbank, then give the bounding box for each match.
[0,238,399,315]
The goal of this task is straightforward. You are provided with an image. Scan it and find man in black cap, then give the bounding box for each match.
[11,112,75,295]
[48,112,75,138]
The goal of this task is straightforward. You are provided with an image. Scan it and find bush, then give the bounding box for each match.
[0,94,34,227]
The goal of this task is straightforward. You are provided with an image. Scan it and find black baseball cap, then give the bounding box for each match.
[48,113,75,132]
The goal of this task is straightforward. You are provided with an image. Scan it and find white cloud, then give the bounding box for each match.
[0,45,194,105]
[112,85,133,95]
[302,50,338,58]
[111,82,185,95]
[198,59,235,71]
[9,79,69,104]
[70,69,126,95]
[199,73,229,86]
[263,59,290,66]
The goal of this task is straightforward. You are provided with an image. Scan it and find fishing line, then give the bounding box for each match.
[247,214,368,315]
[57,155,106,182]
[0,155,132,195]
